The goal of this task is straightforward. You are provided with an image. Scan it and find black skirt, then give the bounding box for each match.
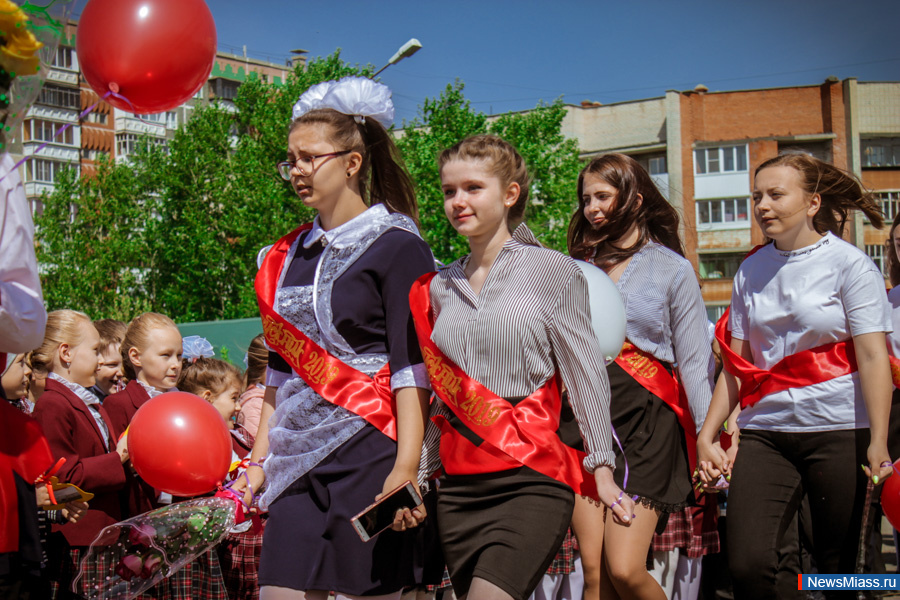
[436,466,575,600]
[607,360,694,513]
[258,424,442,595]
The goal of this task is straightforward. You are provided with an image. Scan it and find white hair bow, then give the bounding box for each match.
[292,76,394,128]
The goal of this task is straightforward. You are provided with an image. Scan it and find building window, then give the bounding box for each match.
[38,85,80,110]
[210,78,241,100]
[695,145,748,175]
[26,159,68,183]
[862,138,900,168]
[83,149,109,161]
[116,133,138,156]
[52,46,74,70]
[84,111,108,125]
[27,119,73,145]
[648,156,667,175]
[706,304,728,322]
[699,252,745,279]
[131,112,165,123]
[866,244,887,277]
[116,133,166,157]
[696,197,750,228]
[874,191,900,223]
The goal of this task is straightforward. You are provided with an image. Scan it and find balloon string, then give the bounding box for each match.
[0,90,112,183]
[610,425,638,501]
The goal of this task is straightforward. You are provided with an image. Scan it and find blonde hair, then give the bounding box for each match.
[178,357,242,398]
[121,312,179,381]
[438,134,531,226]
[30,310,94,375]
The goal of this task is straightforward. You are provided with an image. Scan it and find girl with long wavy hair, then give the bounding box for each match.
[567,153,714,600]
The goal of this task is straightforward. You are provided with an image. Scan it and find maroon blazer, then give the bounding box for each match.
[103,379,151,437]
[32,378,127,546]
[103,380,158,517]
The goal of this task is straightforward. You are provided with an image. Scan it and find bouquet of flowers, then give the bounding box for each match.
[73,490,246,600]
[0,0,71,149]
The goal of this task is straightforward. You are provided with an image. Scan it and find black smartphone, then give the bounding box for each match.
[350,480,422,542]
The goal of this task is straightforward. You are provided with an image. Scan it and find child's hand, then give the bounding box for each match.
[35,483,50,507]
[116,434,129,464]
[62,501,88,523]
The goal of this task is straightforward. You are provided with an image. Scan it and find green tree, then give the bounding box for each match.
[35,155,154,320]
[397,82,582,264]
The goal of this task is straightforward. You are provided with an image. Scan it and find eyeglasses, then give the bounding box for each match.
[277,150,352,180]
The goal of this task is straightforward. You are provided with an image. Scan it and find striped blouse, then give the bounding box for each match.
[604,241,714,431]
[428,224,615,471]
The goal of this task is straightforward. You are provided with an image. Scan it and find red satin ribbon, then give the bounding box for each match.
[614,343,697,468]
[409,272,599,501]
[255,224,397,441]
[714,307,858,409]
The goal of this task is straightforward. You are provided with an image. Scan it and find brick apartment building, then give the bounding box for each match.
[557,78,900,317]
[6,21,302,215]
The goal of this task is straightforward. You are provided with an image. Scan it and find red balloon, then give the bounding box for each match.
[882,469,900,530]
[76,0,217,114]
[128,391,232,497]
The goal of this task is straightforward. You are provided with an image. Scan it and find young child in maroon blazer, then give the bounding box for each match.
[30,310,130,598]
[103,315,228,600]
[104,313,183,517]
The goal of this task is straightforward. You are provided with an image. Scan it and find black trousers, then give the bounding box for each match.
[727,428,870,600]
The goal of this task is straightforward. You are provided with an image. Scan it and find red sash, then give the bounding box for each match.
[890,355,900,388]
[0,401,54,553]
[714,307,858,409]
[614,343,697,468]
[255,224,397,440]
[409,272,599,501]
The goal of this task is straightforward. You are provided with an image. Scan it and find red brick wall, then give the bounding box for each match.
[862,170,900,191]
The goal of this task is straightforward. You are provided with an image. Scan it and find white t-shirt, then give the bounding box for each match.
[730,232,891,432]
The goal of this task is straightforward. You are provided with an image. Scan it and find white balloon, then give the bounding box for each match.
[574,260,626,365]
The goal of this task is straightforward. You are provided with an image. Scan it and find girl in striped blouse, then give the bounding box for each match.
[415,135,626,600]
[567,153,714,600]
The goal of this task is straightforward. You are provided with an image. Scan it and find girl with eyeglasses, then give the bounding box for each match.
[236,77,438,600]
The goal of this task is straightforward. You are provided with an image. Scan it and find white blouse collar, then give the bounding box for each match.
[48,372,101,406]
[136,378,168,398]
[302,204,390,249]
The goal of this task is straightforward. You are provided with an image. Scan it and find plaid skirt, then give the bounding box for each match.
[545,528,578,575]
[216,517,267,600]
[650,493,720,559]
[48,537,227,600]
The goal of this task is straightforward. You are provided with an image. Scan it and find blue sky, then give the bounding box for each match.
[73,0,900,126]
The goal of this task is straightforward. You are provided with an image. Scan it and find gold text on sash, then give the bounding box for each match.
[423,347,501,427]
[263,316,339,386]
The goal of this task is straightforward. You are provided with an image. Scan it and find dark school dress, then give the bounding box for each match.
[257,211,440,595]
